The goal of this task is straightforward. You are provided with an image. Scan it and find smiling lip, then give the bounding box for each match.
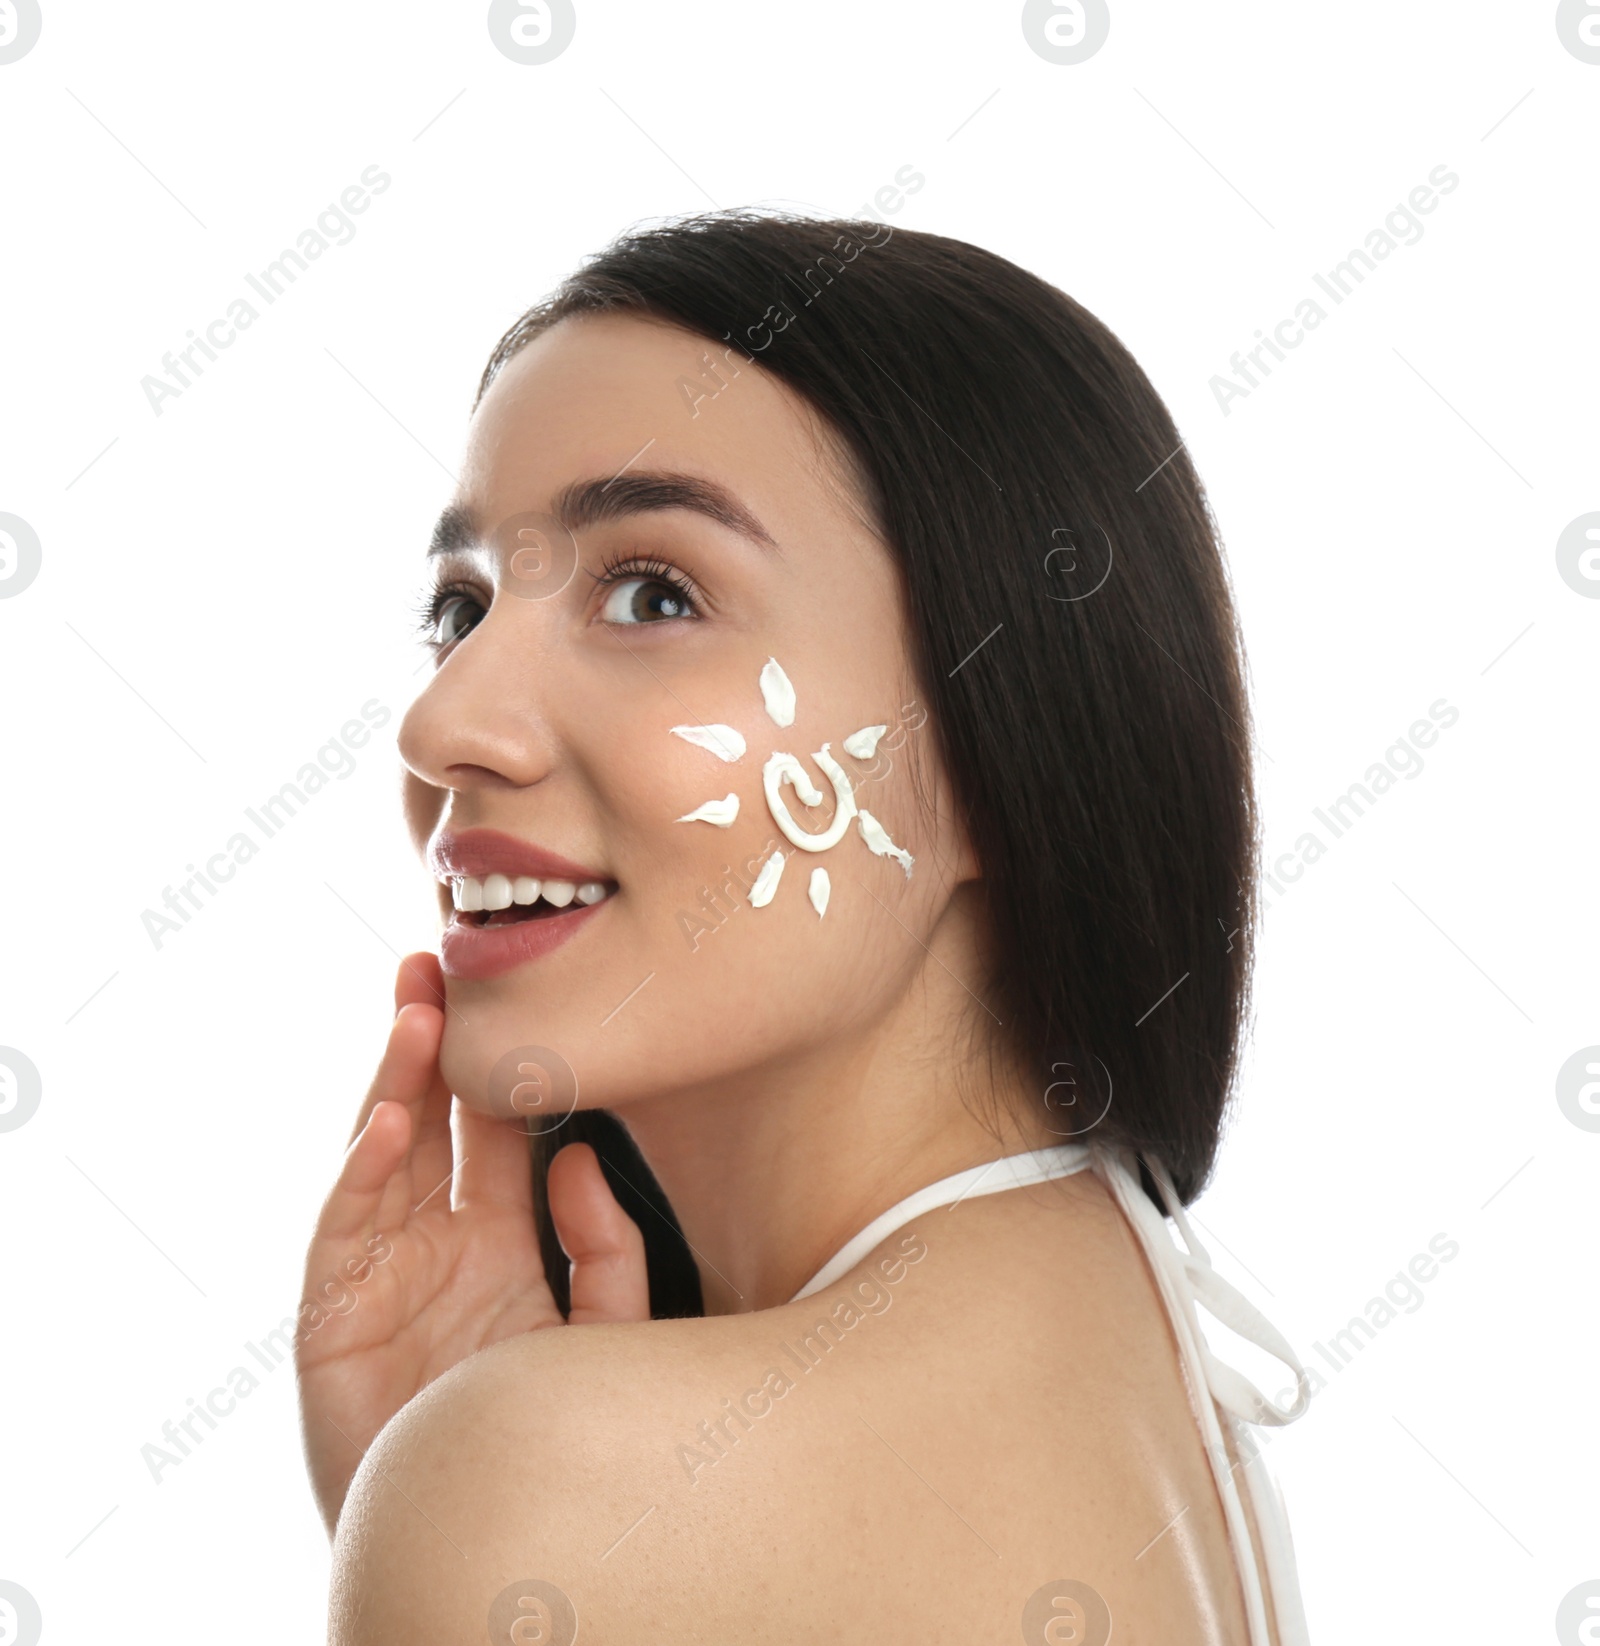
[430,827,615,982]
[429,828,610,884]
[439,898,608,981]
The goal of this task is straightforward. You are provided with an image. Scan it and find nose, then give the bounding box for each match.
[399,605,557,796]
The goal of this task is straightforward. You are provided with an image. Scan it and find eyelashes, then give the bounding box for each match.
[411,579,481,646]
[412,550,704,650]
[587,548,703,616]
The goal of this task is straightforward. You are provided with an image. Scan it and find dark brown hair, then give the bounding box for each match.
[473,210,1260,1319]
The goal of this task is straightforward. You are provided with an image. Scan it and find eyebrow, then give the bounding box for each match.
[427,469,780,559]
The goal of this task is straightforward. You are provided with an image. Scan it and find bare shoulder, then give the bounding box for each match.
[330,1203,1245,1643]
[328,1302,842,1644]
[328,1234,965,1641]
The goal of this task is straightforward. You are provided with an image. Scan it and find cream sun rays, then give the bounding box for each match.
[670,657,914,919]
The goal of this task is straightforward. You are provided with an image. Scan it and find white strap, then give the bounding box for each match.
[784,1139,1313,1645]
[789,1143,1092,1301]
[1091,1144,1311,1646]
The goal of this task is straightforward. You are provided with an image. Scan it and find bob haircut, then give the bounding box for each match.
[471,210,1259,1319]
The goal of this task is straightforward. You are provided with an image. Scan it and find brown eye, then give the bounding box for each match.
[432,591,485,646]
[598,575,696,624]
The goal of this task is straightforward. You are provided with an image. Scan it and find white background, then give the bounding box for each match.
[1,2,1596,1641]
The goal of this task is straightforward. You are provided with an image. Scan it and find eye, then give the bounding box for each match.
[599,576,694,624]
[434,592,484,644]
[414,582,487,651]
[592,553,702,625]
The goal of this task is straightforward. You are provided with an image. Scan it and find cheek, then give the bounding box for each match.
[437,846,934,1119]
[592,726,771,919]
[578,908,908,1115]
[673,862,927,1000]
[626,719,923,949]
[632,769,937,1055]
[436,685,941,1111]
[605,845,942,1104]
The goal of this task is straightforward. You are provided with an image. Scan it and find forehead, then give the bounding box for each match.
[457,312,875,545]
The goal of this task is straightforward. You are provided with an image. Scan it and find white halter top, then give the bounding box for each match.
[789,1141,1312,1646]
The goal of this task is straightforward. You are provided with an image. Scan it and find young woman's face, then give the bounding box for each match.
[400,313,976,1123]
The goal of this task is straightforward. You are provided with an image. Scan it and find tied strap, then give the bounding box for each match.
[1090,1146,1316,1646]
[1095,1147,1312,1428]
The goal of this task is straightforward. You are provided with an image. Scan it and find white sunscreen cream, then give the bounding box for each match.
[763,744,858,851]
[759,658,796,727]
[749,848,786,907]
[842,724,888,759]
[856,807,914,876]
[670,724,746,762]
[677,794,739,828]
[669,659,914,919]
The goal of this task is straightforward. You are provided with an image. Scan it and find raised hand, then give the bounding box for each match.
[294,952,650,1537]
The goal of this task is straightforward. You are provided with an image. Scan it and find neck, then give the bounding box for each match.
[615,897,1061,1314]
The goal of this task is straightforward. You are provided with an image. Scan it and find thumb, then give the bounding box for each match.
[546,1142,651,1326]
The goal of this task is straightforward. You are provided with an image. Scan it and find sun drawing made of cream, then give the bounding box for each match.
[669,656,913,920]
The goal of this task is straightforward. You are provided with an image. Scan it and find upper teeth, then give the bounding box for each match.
[449,874,610,912]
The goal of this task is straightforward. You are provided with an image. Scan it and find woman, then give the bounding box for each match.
[297,210,1312,1644]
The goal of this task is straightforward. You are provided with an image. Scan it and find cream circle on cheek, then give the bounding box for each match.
[672,656,914,919]
[762,746,855,850]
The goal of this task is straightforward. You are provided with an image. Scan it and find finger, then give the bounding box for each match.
[393,950,446,1017]
[315,1099,412,1245]
[547,1142,651,1325]
[365,1005,456,1228]
[344,999,445,1152]
[391,1006,456,1205]
[453,1100,539,1217]
[383,954,455,1195]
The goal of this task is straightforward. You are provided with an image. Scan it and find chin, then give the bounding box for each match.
[438,1008,585,1129]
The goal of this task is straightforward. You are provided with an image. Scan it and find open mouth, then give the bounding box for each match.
[446,874,616,929]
